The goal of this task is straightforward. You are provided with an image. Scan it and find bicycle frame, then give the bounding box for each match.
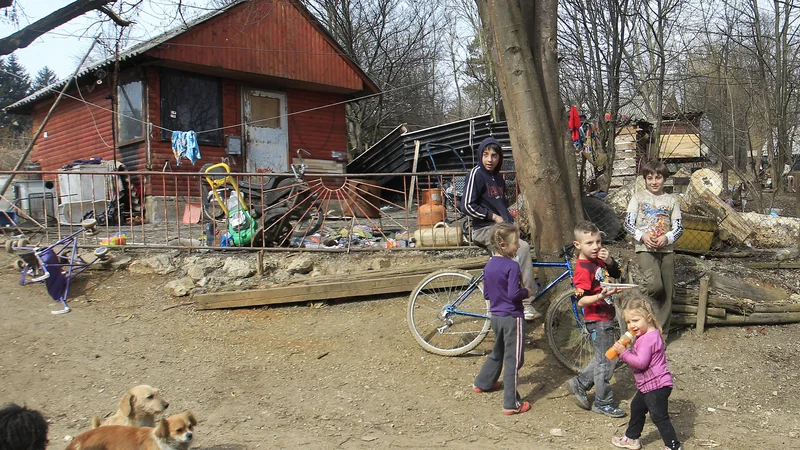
[444,250,576,323]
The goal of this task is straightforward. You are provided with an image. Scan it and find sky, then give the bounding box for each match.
[0,0,212,79]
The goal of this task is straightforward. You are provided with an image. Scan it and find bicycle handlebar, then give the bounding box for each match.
[559,244,575,260]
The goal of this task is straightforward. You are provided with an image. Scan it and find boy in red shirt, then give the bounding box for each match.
[564,221,626,418]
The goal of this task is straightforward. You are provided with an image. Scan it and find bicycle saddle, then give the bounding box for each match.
[560,244,575,258]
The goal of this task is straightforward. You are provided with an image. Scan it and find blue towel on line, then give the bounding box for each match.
[171,131,201,166]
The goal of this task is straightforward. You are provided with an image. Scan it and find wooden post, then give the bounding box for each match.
[256,250,264,276]
[794,172,800,247]
[407,140,421,210]
[696,276,710,334]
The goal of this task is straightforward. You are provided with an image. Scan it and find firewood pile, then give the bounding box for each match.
[670,272,800,331]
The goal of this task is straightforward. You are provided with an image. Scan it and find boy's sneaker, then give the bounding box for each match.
[611,435,642,449]
[523,306,542,321]
[564,378,590,410]
[592,404,627,418]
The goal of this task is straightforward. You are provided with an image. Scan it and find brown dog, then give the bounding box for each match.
[68,411,196,450]
[91,385,169,428]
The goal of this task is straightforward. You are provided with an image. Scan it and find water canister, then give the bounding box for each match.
[413,222,462,247]
[418,188,446,227]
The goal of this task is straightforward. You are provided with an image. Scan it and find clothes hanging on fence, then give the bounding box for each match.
[171,131,201,166]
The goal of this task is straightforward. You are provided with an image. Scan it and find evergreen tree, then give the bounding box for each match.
[32,66,58,92]
[0,54,32,133]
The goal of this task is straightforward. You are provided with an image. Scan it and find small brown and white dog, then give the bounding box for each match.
[68,411,196,450]
[91,385,169,428]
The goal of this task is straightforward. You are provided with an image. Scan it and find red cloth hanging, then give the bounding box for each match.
[568,106,581,142]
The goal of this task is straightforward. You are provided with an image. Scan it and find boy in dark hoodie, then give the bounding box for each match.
[462,137,541,321]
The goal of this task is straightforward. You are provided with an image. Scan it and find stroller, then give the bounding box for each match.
[6,218,111,314]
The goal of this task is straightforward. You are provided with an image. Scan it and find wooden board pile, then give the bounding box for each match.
[671,272,800,331]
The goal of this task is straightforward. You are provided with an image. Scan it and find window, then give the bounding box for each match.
[116,77,144,145]
[249,95,281,128]
[160,69,222,146]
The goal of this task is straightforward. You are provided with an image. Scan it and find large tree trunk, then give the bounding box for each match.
[477,0,579,256]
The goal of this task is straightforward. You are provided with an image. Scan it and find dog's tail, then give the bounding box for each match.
[90,415,101,429]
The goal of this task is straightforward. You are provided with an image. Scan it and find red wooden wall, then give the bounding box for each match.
[148,0,369,93]
[30,85,115,172]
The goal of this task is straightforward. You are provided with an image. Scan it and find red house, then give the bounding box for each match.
[7,0,378,219]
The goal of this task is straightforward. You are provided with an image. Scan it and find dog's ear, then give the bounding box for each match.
[186,411,197,426]
[119,391,134,417]
[154,418,170,439]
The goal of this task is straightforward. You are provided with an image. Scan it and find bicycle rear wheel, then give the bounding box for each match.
[407,269,490,356]
[545,290,595,373]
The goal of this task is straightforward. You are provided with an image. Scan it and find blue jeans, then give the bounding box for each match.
[575,320,617,407]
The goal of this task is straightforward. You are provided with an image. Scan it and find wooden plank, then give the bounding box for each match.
[407,140,421,210]
[658,134,701,159]
[615,142,637,151]
[616,150,637,158]
[696,276,710,333]
[673,312,800,326]
[197,269,484,310]
[754,304,800,313]
[710,273,790,302]
[673,286,755,315]
[795,171,800,218]
[745,262,800,269]
[672,303,725,319]
[293,158,345,174]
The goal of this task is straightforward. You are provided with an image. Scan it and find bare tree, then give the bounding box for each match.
[558,0,637,186]
[302,0,448,156]
[624,0,686,157]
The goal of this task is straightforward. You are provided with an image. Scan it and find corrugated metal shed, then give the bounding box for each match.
[348,114,513,185]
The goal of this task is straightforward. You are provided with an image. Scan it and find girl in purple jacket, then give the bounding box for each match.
[611,293,682,450]
[472,223,532,415]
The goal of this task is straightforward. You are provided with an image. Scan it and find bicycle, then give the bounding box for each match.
[407,244,610,373]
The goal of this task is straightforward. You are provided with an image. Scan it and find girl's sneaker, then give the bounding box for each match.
[472,381,502,393]
[611,435,642,450]
[502,401,531,415]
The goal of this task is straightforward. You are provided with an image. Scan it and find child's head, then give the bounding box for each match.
[640,160,670,194]
[0,403,49,450]
[477,137,503,174]
[573,221,603,260]
[620,291,662,337]
[490,222,520,258]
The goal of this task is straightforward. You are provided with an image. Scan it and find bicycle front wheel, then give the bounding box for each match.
[545,290,595,373]
[407,269,490,356]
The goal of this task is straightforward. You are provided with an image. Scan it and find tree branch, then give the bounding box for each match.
[0,0,117,56]
[97,5,132,27]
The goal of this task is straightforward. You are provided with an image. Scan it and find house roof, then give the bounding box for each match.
[6,0,379,113]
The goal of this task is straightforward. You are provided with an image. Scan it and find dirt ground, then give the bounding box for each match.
[1,249,800,450]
